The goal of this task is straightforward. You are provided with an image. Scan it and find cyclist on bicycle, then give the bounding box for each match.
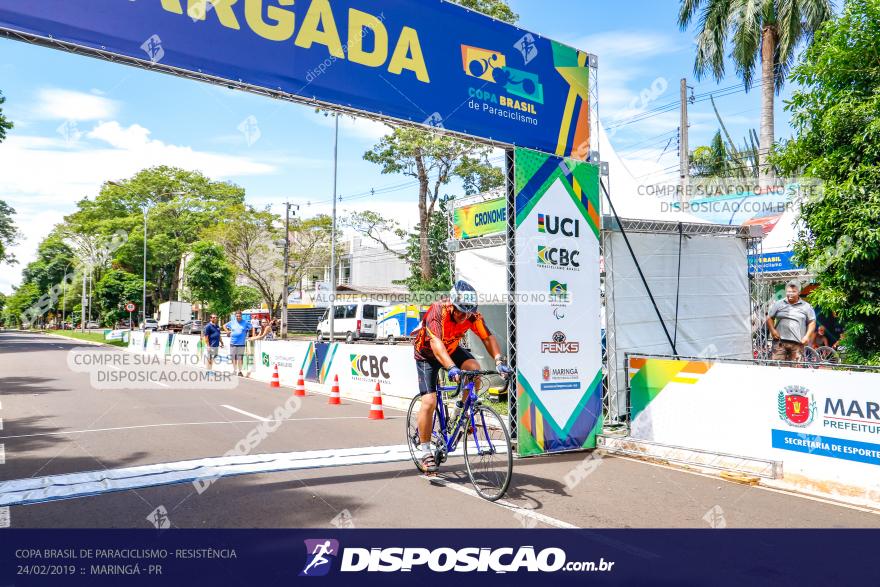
[412,279,511,473]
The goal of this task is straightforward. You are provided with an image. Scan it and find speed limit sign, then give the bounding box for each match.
[125,302,137,312]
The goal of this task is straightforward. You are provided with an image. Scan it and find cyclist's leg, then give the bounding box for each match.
[415,359,440,472]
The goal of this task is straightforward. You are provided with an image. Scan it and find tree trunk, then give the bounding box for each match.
[416,158,433,283]
[759,25,777,189]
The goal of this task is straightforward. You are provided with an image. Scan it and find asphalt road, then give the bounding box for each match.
[1,331,877,529]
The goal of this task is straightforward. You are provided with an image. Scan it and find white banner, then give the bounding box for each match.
[145,331,171,356]
[253,340,315,387]
[319,342,418,401]
[128,330,145,351]
[513,149,603,455]
[629,357,880,495]
[170,334,202,359]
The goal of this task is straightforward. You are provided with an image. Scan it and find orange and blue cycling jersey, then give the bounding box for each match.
[413,301,492,361]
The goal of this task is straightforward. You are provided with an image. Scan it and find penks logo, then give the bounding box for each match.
[778,385,817,427]
[538,246,580,270]
[541,331,580,354]
[538,214,580,237]
[300,539,340,577]
[350,354,391,382]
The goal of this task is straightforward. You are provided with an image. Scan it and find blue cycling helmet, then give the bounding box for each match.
[450,279,479,314]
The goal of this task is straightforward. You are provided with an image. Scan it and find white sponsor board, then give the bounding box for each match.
[128,330,145,351]
[513,150,603,454]
[629,357,880,495]
[171,334,202,359]
[253,340,314,386]
[320,343,418,401]
[145,331,171,356]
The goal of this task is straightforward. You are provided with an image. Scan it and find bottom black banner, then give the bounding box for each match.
[1,529,876,585]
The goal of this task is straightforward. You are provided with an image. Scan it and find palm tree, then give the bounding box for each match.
[678,0,832,187]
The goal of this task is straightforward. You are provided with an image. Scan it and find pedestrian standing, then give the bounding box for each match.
[202,314,223,373]
[767,282,816,362]
[223,310,252,376]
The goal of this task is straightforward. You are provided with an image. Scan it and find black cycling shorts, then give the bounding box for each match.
[415,347,475,396]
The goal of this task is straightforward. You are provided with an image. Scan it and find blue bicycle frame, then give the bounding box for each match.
[432,371,497,456]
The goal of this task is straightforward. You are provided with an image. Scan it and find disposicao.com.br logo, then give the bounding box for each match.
[300,540,614,575]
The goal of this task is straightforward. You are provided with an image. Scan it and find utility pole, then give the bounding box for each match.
[142,205,148,327]
[679,78,691,203]
[281,201,291,339]
[329,114,339,341]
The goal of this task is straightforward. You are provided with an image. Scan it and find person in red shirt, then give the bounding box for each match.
[411,280,511,473]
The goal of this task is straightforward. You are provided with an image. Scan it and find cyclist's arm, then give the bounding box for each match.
[429,335,457,370]
[481,334,503,363]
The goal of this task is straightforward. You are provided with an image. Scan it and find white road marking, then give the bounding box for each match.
[0,444,418,506]
[0,506,9,528]
[0,418,3,431]
[0,416,399,441]
[0,444,4,465]
[220,405,270,422]
[426,475,578,529]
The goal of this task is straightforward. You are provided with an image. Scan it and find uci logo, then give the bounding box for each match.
[537,246,580,269]
[538,214,580,237]
[350,354,390,379]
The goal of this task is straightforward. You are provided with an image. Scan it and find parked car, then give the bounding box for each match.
[142,318,159,330]
[115,319,132,329]
[86,321,101,329]
[316,302,385,343]
[181,320,203,335]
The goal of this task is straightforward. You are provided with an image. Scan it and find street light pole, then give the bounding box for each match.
[142,204,148,327]
[61,262,72,327]
[329,113,339,341]
[282,200,291,339]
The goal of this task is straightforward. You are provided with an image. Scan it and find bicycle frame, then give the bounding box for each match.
[432,370,499,456]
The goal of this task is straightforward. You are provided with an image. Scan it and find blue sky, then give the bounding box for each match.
[0,0,801,293]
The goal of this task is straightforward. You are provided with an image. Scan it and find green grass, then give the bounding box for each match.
[49,330,128,348]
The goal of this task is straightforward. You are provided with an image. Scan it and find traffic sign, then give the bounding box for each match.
[125,302,136,312]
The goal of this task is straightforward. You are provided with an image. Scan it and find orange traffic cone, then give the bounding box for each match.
[368,382,385,420]
[294,369,306,397]
[269,364,280,388]
[328,375,341,405]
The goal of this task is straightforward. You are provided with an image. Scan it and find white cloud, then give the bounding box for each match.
[312,112,392,143]
[0,121,280,293]
[31,88,120,121]
[573,31,680,61]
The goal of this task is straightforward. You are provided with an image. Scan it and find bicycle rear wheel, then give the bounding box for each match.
[463,404,512,501]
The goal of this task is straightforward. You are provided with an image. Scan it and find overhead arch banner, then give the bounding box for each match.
[0,0,592,158]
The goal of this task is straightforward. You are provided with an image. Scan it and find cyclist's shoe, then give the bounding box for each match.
[419,453,439,474]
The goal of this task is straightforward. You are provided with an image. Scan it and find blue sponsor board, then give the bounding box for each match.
[748,250,798,273]
[0,0,592,158]
[540,382,580,391]
[771,429,880,466]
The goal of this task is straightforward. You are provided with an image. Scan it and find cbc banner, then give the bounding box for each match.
[513,147,602,455]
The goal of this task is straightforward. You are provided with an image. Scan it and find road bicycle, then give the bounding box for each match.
[405,369,513,501]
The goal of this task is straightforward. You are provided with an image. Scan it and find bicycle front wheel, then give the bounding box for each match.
[463,404,512,501]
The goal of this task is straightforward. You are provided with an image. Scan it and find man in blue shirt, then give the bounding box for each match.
[202,314,224,373]
[223,310,253,376]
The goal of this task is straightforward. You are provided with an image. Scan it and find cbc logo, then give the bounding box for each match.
[350,354,391,379]
[537,246,580,269]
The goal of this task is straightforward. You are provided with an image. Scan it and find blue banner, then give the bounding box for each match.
[749,250,798,273]
[0,0,592,158]
[2,529,879,585]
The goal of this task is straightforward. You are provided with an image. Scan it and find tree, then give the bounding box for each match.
[65,166,244,315]
[232,285,262,311]
[185,241,234,318]
[0,90,12,143]
[4,283,41,327]
[341,211,408,259]
[400,197,455,292]
[210,206,282,314]
[286,214,334,295]
[0,200,17,265]
[362,0,513,283]
[95,269,147,325]
[775,0,880,363]
[678,0,832,186]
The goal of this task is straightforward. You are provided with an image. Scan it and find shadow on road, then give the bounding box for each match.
[0,376,69,395]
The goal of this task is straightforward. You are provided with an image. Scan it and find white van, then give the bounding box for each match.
[316,302,386,343]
